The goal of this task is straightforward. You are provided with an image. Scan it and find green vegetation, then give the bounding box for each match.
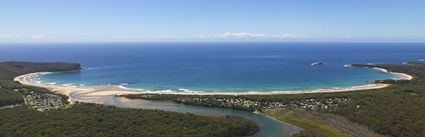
[126,62,425,137]
[0,61,79,106]
[292,130,325,137]
[0,79,69,106]
[0,85,23,106]
[0,76,62,107]
[0,103,259,137]
[264,109,346,137]
[0,61,81,80]
[0,61,260,137]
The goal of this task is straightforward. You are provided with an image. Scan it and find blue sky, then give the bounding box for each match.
[0,0,424,42]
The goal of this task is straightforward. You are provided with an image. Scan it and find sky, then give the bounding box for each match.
[0,0,425,43]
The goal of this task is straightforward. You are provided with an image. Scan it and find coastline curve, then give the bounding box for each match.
[14,66,413,104]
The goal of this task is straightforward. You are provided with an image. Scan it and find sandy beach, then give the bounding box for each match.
[14,73,143,104]
[14,67,413,104]
[373,67,414,80]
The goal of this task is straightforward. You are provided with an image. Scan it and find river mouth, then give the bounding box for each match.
[16,64,408,137]
[105,96,302,137]
[17,73,302,137]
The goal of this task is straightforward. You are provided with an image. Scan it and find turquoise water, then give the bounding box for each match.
[0,43,425,93]
[1,43,424,93]
[2,42,424,136]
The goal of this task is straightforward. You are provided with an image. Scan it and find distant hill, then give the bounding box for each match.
[0,61,81,80]
[0,61,80,107]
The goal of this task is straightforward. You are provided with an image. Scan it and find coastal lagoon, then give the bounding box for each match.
[2,43,424,94]
[107,96,302,137]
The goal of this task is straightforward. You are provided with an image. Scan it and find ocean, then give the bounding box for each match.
[1,42,424,93]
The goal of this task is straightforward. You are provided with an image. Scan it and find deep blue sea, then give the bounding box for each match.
[1,42,424,93]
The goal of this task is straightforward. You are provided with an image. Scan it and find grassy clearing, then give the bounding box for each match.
[264,109,347,137]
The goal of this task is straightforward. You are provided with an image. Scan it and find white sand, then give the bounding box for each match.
[13,74,388,103]
[372,67,414,80]
[14,73,143,104]
[14,68,413,104]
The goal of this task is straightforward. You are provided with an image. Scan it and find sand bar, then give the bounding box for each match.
[14,73,143,104]
[372,67,413,80]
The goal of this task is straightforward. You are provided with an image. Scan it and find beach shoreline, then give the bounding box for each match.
[14,72,144,104]
[372,67,414,80]
[14,67,413,104]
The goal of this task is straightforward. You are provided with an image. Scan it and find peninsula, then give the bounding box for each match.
[4,61,425,137]
[123,62,425,137]
[0,61,259,137]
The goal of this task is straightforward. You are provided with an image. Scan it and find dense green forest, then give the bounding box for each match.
[0,61,81,80]
[0,103,259,137]
[126,63,425,137]
[0,85,23,106]
[0,61,259,137]
[4,61,424,136]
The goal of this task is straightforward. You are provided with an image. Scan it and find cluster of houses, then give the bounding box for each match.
[23,93,68,111]
[174,97,351,112]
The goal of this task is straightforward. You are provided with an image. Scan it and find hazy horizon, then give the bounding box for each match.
[1,0,425,43]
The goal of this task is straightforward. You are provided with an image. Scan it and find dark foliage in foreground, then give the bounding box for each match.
[0,103,259,137]
[292,130,322,137]
[126,62,425,137]
[0,61,260,137]
[0,87,23,106]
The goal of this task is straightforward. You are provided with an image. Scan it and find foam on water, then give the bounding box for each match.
[30,65,401,94]
[7,43,424,94]
[27,65,404,94]
[113,83,387,94]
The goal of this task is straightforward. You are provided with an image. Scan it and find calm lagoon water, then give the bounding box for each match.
[106,96,301,137]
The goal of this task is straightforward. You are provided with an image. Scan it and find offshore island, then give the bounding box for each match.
[1,61,424,137]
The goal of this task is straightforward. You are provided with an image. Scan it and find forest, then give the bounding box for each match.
[0,84,23,106]
[0,61,81,80]
[0,61,259,137]
[0,103,259,137]
[0,61,80,106]
[125,62,425,137]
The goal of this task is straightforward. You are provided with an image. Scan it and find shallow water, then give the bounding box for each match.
[105,96,302,137]
[4,42,424,136]
[3,43,423,94]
